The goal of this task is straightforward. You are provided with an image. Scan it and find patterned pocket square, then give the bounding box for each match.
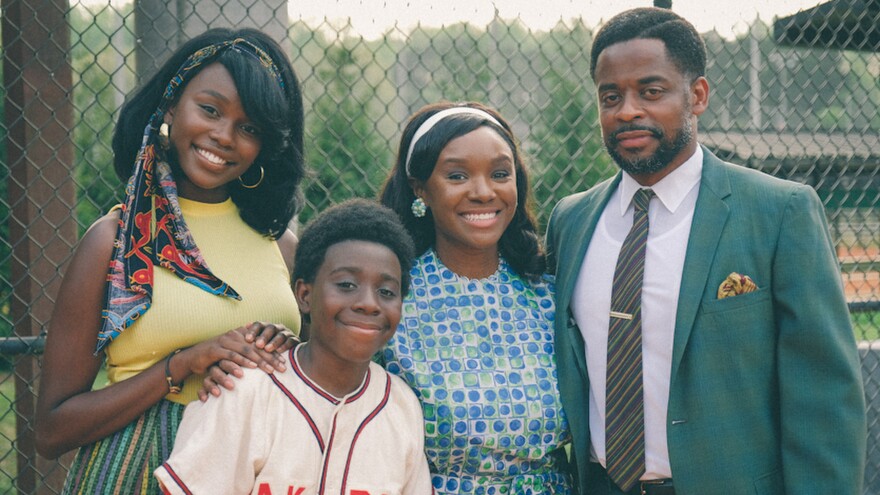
[717,272,758,299]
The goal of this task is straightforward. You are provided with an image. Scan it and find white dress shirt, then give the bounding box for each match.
[571,146,703,480]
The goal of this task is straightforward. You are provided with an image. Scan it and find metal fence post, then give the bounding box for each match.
[2,0,76,491]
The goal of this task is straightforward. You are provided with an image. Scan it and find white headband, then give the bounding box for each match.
[404,107,503,176]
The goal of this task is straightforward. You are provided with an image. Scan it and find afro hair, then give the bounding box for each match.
[293,198,416,295]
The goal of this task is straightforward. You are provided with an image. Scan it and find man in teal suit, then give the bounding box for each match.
[546,7,866,495]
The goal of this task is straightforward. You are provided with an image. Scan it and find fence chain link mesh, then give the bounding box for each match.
[0,1,878,493]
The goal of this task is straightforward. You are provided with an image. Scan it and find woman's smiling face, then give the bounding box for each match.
[165,62,262,202]
[414,126,518,259]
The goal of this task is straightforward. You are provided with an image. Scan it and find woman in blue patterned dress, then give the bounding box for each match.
[379,102,572,494]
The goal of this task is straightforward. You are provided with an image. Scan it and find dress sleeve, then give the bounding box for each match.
[154,370,270,495]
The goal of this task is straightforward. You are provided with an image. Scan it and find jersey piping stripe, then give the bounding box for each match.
[318,413,341,495]
[290,349,340,404]
[344,368,371,404]
[289,348,372,406]
[160,463,194,495]
[339,373,392,495]
[269,373,325,452]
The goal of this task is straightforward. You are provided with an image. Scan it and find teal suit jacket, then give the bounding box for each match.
[546,147,866,494]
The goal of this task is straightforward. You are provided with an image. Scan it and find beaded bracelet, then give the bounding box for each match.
[164,349,184,394]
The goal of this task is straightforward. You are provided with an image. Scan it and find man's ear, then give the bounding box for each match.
[294,279,312,317]
[691,76,710,117]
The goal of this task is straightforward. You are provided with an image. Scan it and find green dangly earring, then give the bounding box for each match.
[411,197,427,218]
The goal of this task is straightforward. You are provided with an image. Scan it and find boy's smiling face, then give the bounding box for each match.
[295,240,403,367]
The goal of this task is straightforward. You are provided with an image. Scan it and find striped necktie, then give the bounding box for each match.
[606,188,654,492]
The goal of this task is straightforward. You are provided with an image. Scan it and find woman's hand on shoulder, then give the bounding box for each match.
[195,322,299,402]
[244,320,298,353]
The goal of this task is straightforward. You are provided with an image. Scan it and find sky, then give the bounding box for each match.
[286,0,828,39]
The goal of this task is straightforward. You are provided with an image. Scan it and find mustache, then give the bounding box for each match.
[609,124,664,143]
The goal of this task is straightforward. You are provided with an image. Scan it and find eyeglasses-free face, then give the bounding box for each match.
[165,62,263,202]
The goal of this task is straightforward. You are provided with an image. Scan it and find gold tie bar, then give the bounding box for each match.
[610,311,633,320]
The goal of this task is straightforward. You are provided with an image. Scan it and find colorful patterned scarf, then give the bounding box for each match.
[96,39,284,353]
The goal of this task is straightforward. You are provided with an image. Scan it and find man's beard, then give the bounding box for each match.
[604,116,694,176]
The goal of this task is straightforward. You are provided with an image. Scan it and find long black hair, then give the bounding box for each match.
[380,101,546,280]
[113,28,305,239]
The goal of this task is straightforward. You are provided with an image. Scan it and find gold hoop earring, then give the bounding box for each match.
[158,122,171,150]
[239,166,264,189]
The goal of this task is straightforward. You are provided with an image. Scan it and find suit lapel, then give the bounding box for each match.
[556,175,620,313]
[556,174,621,364]
[670,148,732,380]
[556,153,732,381]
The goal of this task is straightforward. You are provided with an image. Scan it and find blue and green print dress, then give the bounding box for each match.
[380,250,572,494]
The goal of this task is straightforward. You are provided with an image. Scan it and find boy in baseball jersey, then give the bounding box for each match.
[155,199,431,495]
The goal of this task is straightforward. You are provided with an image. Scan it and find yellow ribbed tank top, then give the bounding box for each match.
[104,197,300,404]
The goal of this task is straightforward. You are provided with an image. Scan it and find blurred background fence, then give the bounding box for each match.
[0,0,878,492]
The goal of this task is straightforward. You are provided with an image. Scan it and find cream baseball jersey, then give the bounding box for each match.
[155,346,431,495]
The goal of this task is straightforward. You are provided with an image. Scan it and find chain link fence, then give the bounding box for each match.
[0,0,878,492]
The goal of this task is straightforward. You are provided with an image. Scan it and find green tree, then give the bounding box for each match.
[528,69,613,227]
[69,6,131,232]
[840,51,880,131]
[522,19,613,223]
[301,42,392,223]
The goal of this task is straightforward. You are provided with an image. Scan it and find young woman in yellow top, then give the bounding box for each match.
[35,28,305,494]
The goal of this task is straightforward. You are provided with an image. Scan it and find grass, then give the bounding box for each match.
[0,373,16,493]
[853,311,880,341]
